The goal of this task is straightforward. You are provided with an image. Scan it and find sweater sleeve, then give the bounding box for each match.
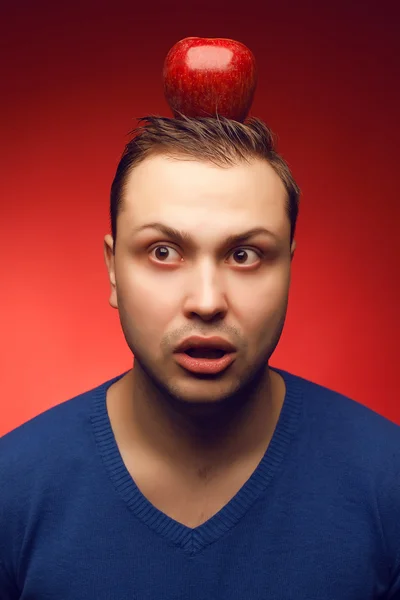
[0,434,22,599]
[380,444,400,599]
[0,560,18,599]
[388,573,400,599]
[387,537,400,599]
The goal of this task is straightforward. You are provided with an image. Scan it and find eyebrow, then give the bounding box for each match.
[131,222,279,247]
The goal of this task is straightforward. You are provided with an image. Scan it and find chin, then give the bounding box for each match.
[163,384,245,421]
[170,364,270,416]
[170,379,240,404]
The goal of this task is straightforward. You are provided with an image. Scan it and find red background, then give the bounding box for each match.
[1,0,399,436]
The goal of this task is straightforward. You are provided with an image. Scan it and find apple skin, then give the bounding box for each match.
[163,37,258,122]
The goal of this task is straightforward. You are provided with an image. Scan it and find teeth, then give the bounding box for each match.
[186,348,225,359]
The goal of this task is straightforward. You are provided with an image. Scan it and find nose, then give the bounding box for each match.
[182,261,228,322]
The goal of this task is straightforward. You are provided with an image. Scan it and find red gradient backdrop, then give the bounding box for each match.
[1,0,399,436]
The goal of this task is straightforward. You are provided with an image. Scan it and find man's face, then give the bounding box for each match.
[104,153,296,406]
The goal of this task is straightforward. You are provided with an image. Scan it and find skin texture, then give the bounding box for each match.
[103,154,296,526]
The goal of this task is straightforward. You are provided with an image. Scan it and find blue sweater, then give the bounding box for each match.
[1,367,400,599]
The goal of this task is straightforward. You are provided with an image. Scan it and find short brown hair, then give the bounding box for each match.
[110,115,300,254]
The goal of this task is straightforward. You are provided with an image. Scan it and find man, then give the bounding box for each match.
[1,115,399,599]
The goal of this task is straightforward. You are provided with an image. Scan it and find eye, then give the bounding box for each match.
[148,245,262,266]
[227,248,261,266]
[149,245,181,263]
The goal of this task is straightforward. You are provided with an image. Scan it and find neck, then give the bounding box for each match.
[107,362,285,474]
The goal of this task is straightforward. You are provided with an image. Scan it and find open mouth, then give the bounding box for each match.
[174,345,235,374]
[184,348,226,359]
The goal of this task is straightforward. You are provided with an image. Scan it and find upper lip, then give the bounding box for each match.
[174,336,237,354]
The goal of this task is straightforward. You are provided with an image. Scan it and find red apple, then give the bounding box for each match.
[163,37,258,122]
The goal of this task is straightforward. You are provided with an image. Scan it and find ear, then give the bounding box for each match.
[104,234,118,309]
[290,239,296,261]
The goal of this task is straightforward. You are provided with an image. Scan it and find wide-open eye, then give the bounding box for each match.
[149,245,181,263]
[227,248,261,266]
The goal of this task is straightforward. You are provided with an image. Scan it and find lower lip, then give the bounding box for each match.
[174,352,236,374]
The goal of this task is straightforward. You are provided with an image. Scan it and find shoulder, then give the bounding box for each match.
[0,371,127,542]
[0,371,126,585]
[0,371,126,475]
[277,366,400,466]
[280,368,400,586]
[280,367,400,431]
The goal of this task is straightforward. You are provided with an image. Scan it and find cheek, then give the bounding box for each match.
[117,269,180,341]
[231,270,290,340]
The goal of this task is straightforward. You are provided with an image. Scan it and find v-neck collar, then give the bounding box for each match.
[91,366,303,554]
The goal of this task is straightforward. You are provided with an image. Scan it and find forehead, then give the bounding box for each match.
[120,154,290,241]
